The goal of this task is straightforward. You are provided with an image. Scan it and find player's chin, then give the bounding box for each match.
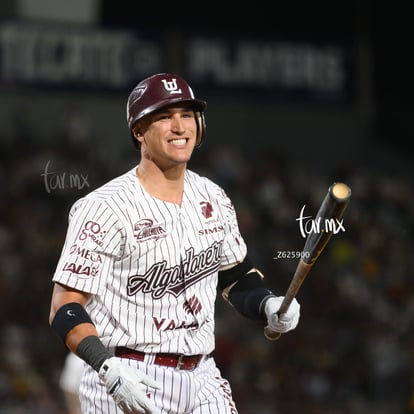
[172,152,193,164]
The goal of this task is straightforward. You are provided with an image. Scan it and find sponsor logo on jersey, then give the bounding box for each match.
[200,201,213,218]
[153,317,198,331]
[127,241,223,299]
[133,219,166,242]
[78,221,106,247]
[184,295,202,315]
[198,199,223,235]
[152,296,203,332]
[62,262,99,277]
[198,224,224,236]
[69,244,102,263]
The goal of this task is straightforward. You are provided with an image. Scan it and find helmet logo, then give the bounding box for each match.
[161,78,182,95]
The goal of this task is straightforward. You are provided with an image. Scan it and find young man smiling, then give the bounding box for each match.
[49,73,301,414]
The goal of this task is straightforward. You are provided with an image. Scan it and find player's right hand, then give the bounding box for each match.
[98,357,161,414]
[264,296,301,334]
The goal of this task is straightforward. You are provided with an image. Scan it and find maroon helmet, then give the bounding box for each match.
[126,73,207,148]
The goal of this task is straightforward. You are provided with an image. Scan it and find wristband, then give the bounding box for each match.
[77,335,112,372]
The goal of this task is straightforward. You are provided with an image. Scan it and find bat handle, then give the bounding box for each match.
[264,260,312,341]
[263,298,290,341]
[264,326,282,341]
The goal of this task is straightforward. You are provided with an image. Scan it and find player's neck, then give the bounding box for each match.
[136,162,185,205]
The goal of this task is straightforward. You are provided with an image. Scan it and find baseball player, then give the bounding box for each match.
[48,73,301,414]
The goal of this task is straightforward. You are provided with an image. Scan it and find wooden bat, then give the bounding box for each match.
[264,182,352,340]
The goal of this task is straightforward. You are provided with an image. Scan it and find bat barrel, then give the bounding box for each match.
[330,182,352,202]
[303,182,351,264]
[264,182,352,341]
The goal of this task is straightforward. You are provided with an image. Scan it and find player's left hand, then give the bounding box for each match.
[264,296,300,334]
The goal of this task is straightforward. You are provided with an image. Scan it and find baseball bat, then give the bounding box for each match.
[264,182,352,340]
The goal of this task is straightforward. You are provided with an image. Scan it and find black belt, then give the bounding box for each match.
[115,346,207,371]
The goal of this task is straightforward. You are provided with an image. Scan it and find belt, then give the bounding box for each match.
[115,346,207,371]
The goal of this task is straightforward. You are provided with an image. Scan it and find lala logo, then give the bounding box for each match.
[161,78,182,95]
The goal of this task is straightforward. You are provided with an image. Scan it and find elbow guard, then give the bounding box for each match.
[218,257,273,321]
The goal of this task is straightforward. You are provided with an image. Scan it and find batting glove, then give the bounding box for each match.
[264,296,300,334]
[99,357,161,414]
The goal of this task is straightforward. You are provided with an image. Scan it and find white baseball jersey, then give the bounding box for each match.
[53,165,247,356]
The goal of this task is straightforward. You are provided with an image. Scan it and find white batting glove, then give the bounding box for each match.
[264,296,301,334]
[99,357,161,414]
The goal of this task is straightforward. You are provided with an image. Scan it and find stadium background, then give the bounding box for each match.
[0,1,413,413]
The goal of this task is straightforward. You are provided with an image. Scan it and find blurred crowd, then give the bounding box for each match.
[0,111,413,414]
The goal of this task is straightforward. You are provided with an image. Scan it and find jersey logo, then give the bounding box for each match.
[127,242,223,299]
[153,317,198,332]
[69,244,102,263]
[78,220,106,247]
[62,262,99,278]
[133,219,166,242]
[184,295,202,315]
[200,201,213,218]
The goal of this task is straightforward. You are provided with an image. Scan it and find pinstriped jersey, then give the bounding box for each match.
[52,166,247,355]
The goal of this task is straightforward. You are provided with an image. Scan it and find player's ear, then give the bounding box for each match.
[132,127,140,137]
[132,126,144,143]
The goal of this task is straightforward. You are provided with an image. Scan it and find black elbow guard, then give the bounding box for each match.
[218,258,273,321]
[229,274,273,320]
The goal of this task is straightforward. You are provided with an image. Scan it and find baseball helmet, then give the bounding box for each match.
[126,73,207,148]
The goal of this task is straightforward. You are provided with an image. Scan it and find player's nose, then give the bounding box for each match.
[170,114,186,133]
